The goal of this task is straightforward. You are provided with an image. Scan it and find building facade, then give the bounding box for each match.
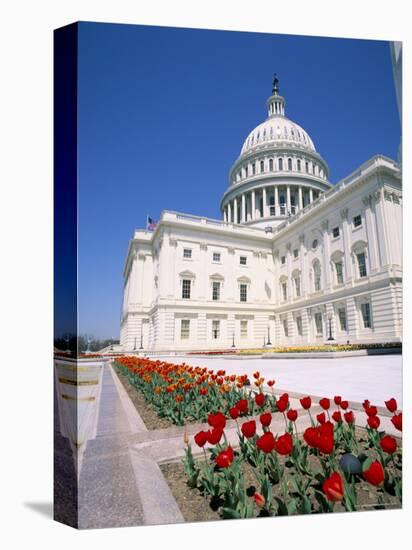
[120,78,402,352]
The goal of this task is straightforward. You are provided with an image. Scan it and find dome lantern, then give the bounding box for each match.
[267,73,285,117]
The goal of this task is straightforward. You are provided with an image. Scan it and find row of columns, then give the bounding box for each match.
[223,185,317,223]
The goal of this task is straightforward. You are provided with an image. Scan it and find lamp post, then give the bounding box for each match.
[267,325,272,346]
[327,315,334,341]
[139,329,143,350]
[263,333,266,347]
[110,337,114,351]
[133,337,137,351]
[231,332,235,348]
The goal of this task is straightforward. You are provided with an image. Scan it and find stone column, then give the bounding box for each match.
[373,189,390,266]
[227,201,231,223]
[263,187,269,218]
[223,208,227,222]
[241,193,246,223]
[309,188,314,203]
[298,186,303,210]
[286,185,291,214]
[362,194,379,273]
[299,233,306,297]
[274,186,279,217]
[234,197,238,224]
[251,190,256,220]
[321,219,331,290]
[199,242,208,299]
[340,208,353,283]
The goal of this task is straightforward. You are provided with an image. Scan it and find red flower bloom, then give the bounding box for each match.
[215,446,234,468]
[367,415,380,430]
[254,492,265,507]
[363,460,385,486]
[362,399,370,410]
[194,430,208,447]
[260,412,272,427]
[276,394,289,412]
[334,396,342,406]
[385,398,398,413]
[287,409,298,422]
[391,413,402,432]
[199,387,208,396]
[229,406,239,420]
[344,411,355,424]
[274,432,294,455]
[267,380,276,387]
[216,377,224,386]
[318,422,334,454]
[340,400,349,410]
[300,396,312,409]
[207,427,223,445]
[303,427,319,448]
[332,411,342,423]
[236,399,248,414]
[208,412,226,430]
[316,412,326,425]
[319,398,330,410]
[364,405,378,417]
[255,393,265,407]
[380,435,397,454]
[256,431,276,453]
[323,472,345,502]
[241,420,256,439]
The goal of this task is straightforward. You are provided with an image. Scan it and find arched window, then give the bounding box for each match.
[297,159,301,171]
[252,162,256,175]
[288,158,293,171]
[269,158,273,171]
[313,260,322,292]
[278,158,283,171]
[260,160,264,172]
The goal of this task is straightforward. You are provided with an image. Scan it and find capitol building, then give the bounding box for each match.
[120,76,402,352]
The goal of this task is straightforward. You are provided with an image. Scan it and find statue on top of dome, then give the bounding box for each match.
[272,73,280,95]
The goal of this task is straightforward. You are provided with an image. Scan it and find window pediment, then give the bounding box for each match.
[237,275,251,284]
[179,270,196,279]
[210,272,224,281]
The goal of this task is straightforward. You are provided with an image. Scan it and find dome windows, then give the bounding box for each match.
[269,158,274,171]
[288,158,293,170]
[297,159,301,171]
[279,158,283,171]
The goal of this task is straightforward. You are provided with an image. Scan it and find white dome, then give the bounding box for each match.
[240,115,316,156]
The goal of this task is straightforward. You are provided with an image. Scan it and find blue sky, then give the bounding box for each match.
[77,22,400,339]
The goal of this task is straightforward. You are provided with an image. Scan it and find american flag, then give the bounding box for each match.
[146,216,157,231]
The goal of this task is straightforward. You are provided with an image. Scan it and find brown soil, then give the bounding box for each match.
[115,367,172,430]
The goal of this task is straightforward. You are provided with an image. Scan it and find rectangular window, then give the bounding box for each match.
[357,252,367,278]
[353,215,362,228]
[240,283,247,302]
[240,256,247,265]
[212,281,220,301]
[332,226,340,238]
[314,312,323,335]
[282,282,287,301]
[293,249,299,258]
[180,319,190,339]
[212,252,221,263]
[182,279,191,299]
[314,272,321,292]
[281,255,286,265]
[294,277,301,297]
[212,320,220,339]
[183,248,192,259]
[296,316,303,336]
[361,302,372,328]
[283,318,289,337]
[338,307,347,331]
[335,261,344,284]
[240,320,248,339]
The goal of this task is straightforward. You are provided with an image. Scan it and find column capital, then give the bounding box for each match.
[340,208,349,220]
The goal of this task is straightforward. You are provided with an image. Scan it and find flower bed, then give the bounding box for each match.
[183,395,402,518]
[240,342,402,355]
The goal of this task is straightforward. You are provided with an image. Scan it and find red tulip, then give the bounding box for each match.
[208,412,226,430]
[276,394,289,412]
[241,420,256,439]
[332,411,342,423]
[255,393,265,407]
[229,406,239,420]
[319,398,330,410]
[334,396,342,406]
[316,412,326,425]
[274,432,294,455]
[363,460,385,486]
[380,435,397,454]
[362,399,370,410]
[267,380,276,387]
[207,427,223,445]
[215,446,234,468]
[256,431,276,453]
[323,472,345,502]
[194,430,208,447]
[364,405,378,417]
[254,492,266,507]
[385,398,397,413]
[303,426,319,448]
[344,411,355,424]
[260,412,272,427]
[236,399,248,414]
[367,415,380,430]
[340,400,349,410]
[318,422,334,454]
[391,413,402,432]
[300,396,312,409]
[287,409,298,422]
